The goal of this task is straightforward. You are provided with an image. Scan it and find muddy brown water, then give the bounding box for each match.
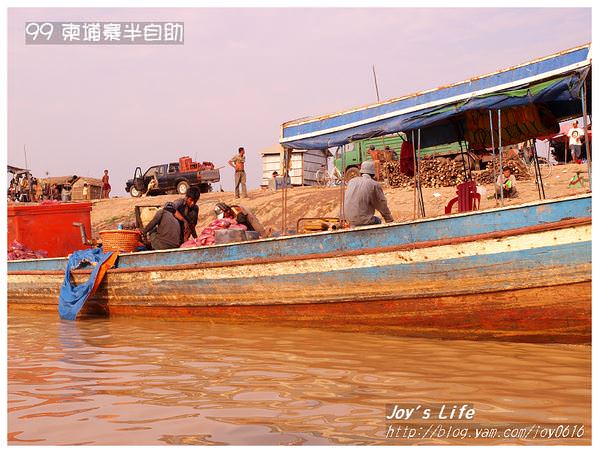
[7,311,591,445]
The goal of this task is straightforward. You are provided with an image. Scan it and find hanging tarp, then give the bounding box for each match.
[58,249,118,320]
[464,104,560,149]
[280,44,591,150]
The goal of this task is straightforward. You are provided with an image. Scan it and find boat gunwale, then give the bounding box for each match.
[8,216,591,276]
[6,193,592,265]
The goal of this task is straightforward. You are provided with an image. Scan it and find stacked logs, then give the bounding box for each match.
[381,161,413,188]
[382,156,532,188]
[382,157,468,188]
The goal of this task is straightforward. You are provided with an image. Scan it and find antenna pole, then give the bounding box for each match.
[23,144,29,170]
[372,65,381,102]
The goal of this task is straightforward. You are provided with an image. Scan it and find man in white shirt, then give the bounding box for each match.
[343,160,394,227]
[567,120,584,164]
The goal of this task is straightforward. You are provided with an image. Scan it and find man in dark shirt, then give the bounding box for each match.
[142,202,181,250]
[173,186,201,242]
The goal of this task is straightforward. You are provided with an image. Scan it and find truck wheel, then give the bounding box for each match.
[177,180,190,195]
[130,186,142,197]
[344,167,360,181]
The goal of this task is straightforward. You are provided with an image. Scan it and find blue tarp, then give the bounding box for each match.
[281,44,591,150]
[58,248,115,320]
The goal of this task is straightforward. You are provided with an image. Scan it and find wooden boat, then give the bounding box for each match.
[7,194,591,344]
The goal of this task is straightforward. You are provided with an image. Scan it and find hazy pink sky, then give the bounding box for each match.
[7,7,591,194]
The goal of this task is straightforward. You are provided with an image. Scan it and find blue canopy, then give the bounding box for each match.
[280,44,591,150]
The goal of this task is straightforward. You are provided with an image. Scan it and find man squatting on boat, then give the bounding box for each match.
[141,187,201,250]
[343,159,395,227]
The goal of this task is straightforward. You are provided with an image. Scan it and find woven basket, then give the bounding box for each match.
[99,229,141,253]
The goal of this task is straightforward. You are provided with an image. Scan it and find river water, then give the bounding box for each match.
[7,311,591,445]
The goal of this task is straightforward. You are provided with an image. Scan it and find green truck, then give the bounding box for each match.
[333,134,475,179]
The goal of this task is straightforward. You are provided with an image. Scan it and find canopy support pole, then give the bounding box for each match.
[281,147,289,234]
[530,139,546,200]
[455,122,471,181]
[498,109,504,207]
[411,130,418,219]
[339,145,346,221]
[417,128,426,218]
[488,110,498,206]
[581,78,592,188]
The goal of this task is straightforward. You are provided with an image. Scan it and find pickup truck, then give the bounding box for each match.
[125,162,220,197]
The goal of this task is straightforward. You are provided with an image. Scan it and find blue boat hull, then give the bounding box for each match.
[7,195,592,343]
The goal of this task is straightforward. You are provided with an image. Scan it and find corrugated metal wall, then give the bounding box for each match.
[261,150,328,187]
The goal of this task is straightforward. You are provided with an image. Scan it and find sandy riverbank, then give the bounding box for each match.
[90,163,590,237]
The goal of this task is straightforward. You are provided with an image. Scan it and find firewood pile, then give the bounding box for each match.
[382,157,469,188]
[382,156,531,188]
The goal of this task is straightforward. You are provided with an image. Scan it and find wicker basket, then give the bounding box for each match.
[99,229,141,253]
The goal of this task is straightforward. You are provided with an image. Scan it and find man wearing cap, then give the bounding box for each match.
[343,160,394,228]
[141,202,182,250]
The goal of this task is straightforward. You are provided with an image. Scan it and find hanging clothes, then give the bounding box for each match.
[58,248,118,320]
[400,141,415,177]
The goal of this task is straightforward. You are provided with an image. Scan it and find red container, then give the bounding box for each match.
[8,202,92,258]
[179,156,193,172]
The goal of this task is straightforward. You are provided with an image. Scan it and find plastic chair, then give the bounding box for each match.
[445,181,480,214]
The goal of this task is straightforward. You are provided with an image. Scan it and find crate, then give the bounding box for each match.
[179,156,193,172]
[99,229,141,253]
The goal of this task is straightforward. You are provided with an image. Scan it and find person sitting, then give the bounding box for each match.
[61,184,72,202]
[143,175,158,197]
[343,160,394,227]
[141,202,182,250]
[495,166,517,198]
[213,202,267,237]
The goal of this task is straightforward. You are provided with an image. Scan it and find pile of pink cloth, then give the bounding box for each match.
[180,218,247,248]
[8,240,48,260]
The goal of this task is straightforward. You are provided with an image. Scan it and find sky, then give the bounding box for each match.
[7,7,592,195]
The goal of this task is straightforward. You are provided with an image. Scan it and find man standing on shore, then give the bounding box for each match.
[228,147,247,198]
[101,170,111,198]
[567,121,584,164]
